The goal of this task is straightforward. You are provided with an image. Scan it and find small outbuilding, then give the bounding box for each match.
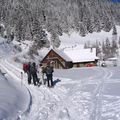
[41,48,99,69]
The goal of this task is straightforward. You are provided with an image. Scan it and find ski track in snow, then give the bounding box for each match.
[89,68,113,120]
[1,58,120,120]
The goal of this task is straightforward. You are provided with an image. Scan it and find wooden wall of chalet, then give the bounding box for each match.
[41,50,66,69]
[73,61,97,68]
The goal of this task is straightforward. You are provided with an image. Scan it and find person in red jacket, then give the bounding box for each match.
[22,63,27,73]
[22,62,32,85]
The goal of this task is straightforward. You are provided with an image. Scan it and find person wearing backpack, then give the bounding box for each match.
[31,62,39,86]
[45,62,54,87]
[26,62,32,85]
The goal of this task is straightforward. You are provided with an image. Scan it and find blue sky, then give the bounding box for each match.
[110,0,120,2]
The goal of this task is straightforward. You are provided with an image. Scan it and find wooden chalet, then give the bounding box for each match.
[41,49,72,69]
[41,48,99,69]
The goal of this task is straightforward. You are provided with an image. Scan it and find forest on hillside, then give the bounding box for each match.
[0,0,120,50]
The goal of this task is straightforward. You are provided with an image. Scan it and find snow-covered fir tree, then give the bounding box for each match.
[111,25,118,57]
[118,37,120,48]
[1,0,120,50]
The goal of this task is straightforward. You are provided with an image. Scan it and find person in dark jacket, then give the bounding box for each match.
[26,62,32,85]
[45,62,54,87]
[31,62,39,86]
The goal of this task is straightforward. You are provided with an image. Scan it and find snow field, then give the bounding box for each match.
[1,55,120,120]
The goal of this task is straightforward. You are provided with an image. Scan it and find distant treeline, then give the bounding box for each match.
[0,0,120,50]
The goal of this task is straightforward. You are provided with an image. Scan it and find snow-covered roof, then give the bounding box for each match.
[47,48,98,63]
[63,48,99,63]
[53,49,72,61]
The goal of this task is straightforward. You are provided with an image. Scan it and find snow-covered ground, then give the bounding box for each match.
[1,58,120,120]
[1,28,120,120]
[0,62,30,120]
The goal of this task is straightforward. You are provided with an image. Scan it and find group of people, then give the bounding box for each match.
[22,61,54,87]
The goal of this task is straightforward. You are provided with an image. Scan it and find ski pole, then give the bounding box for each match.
[21,72,23,86]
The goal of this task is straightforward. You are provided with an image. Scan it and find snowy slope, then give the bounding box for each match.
[0,38,31,119]
[59,26,120,49]
[1,27,120,120]
[0,67,30,120]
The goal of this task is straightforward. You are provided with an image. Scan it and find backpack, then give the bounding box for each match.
[46,66,53,75]
[22,63,27,72]
[41,66,46,73]
[30,64,37,75]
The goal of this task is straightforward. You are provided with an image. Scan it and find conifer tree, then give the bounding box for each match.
[1,0,120,49]
[111,38,118,57]
[31,18,49,49]
[118,37,120,48]
[112,25,117,35]
[104,38,111,58]
[51,34,60,48]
